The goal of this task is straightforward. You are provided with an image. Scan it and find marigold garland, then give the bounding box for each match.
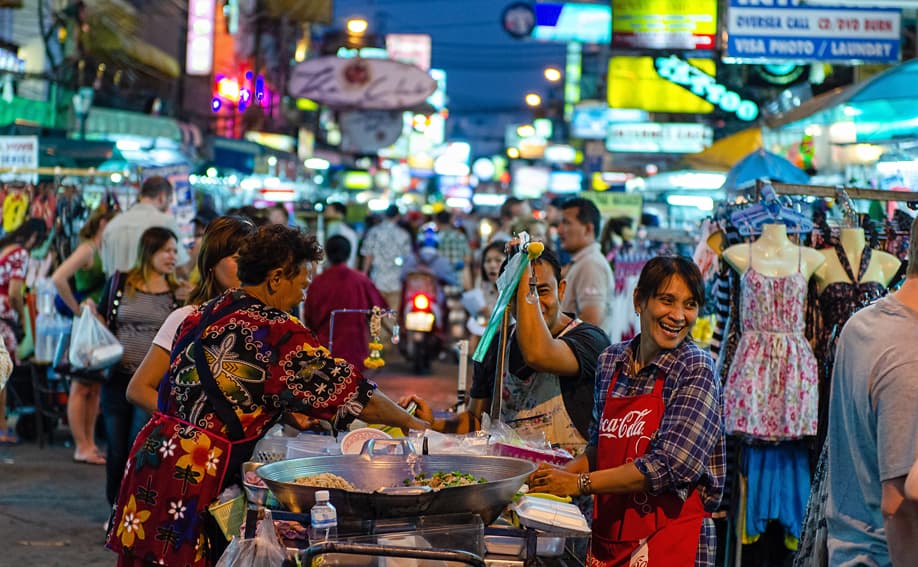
[364,306,386,369]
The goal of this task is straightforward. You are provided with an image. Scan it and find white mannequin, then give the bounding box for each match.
[812,227,901,294]
[723,223,825,280]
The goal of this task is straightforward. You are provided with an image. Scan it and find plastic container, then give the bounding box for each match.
[309,490,338,544]
[35,313,69,364]
[512,496,591,535]
[36,279,57,316]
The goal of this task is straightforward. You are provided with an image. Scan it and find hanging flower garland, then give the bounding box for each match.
[364,305,386,369]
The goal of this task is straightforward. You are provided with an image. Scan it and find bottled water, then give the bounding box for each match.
[36,278,57,315]
[308,490,338,544]
[35,313,67,364]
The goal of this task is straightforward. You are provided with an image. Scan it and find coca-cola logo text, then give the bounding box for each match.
[598,409,652,439]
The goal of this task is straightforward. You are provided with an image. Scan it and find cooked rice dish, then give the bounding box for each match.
[293,472,359,491]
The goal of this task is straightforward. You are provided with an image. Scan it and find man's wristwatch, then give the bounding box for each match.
[578,472,593,495]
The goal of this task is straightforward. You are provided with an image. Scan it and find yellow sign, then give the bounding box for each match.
[580,192,643,227]
[612,0,717,50]
[607,56,715,114]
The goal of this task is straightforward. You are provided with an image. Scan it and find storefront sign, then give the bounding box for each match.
[655,55,760,121]
[580,192,643,228]
[386,34,431,71]
[339,110,403,154]
[612,0,717,51]
[726,0,901,62]
[186,0,215,76]
[532,3,611,44]
[289,57,437,110]
[608,56,715,114]
[0,136,38,183]
[606,123,714,154]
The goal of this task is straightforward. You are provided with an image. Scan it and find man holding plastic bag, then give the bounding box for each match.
[406,243,609,458]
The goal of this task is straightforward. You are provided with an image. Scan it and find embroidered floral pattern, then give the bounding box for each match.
[724,269,818,440]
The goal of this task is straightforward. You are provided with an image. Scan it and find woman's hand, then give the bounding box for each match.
[529,462,582,498]
[283,412,323,431]
[80,297,98,315]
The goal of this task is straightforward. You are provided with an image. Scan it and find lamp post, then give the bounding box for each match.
[72,86,95,140]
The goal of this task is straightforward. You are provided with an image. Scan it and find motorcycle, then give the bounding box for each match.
[400,269,445,375]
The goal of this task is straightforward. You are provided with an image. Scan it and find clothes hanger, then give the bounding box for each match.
[731,180,814,237]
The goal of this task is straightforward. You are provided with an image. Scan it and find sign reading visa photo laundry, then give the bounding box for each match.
[726,0,900,63]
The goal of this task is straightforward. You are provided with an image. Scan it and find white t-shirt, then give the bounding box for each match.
[152,305,197,351]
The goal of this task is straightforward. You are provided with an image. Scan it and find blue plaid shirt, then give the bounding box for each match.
[591,336,725,566]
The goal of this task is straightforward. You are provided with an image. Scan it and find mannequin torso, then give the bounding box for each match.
[813,228,901,294]
[723,223,825,280]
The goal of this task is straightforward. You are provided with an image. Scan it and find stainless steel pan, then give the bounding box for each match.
[256,439,535,524]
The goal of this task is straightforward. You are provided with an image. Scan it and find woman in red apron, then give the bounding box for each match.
[530,256,725,566]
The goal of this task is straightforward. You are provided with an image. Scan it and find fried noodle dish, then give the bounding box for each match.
[293,472,359,491]
[404,471,487,490]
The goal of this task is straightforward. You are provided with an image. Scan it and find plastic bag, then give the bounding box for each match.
[69,305,123,370]
[217,510,287,567]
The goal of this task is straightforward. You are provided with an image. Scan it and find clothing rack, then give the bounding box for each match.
[754,179,918,203]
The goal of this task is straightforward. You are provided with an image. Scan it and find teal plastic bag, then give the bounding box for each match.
[472,251,529,363]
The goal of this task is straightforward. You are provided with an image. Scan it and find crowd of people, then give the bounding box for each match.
[0,173,916,567]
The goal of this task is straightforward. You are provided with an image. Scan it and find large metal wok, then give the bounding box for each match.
[256,439,536,525]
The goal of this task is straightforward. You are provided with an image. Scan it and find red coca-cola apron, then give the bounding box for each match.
[588,366,706,567]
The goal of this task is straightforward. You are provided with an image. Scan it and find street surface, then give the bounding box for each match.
[0,358,464,565]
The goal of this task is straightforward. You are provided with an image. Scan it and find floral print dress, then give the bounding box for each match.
[724,268,818,441]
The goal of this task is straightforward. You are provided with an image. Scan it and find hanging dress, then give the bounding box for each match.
[724,248,819,441]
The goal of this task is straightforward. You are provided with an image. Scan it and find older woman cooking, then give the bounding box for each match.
[106,224,429,567]
[530,256,724,567]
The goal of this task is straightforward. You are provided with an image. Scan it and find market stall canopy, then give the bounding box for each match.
[41,137,121,169]
[81,0,180,79]
[79,107,183,142]
[722,149,810,192]
[765,59,918,143]
[682,127,762,172]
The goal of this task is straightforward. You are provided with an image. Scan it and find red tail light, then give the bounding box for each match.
[412,294,431,311]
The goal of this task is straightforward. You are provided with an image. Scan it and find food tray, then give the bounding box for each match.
[484,534,565,557]
[511,496,591,535]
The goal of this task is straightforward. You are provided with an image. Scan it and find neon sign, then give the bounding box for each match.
[654,55,759,121]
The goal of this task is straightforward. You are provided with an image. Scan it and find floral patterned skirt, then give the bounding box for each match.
[105,412,256,567]
[724,331,818,441]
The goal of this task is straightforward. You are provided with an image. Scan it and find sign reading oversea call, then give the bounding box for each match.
[726,0,900,62]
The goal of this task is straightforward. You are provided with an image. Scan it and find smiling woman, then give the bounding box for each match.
[532,256,725,567]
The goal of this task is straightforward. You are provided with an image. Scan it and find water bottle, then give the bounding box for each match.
[35,313,68,364]
[36,278,56,315]
[309,490,338,544]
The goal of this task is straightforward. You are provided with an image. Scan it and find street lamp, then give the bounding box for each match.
[544,67,562,83]
[525,93,541,107]
[346,18,369,34]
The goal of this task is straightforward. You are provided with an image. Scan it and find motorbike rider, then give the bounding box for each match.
[400,224,459,288]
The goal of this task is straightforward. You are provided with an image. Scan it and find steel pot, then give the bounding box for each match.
[256,439,536,524]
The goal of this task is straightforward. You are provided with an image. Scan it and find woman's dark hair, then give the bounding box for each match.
[479,240,508,282]
[634,256,705,309]
[0,218,48,251]
[125,226,180,297]
[237,225,324,286]
[188,215,257,305]
[79,207,118,241]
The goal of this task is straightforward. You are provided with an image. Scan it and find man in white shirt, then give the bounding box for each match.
[101,176,190,275]
[557,197,614,336]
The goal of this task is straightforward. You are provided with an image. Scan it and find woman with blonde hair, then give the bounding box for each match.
[97,226,189,507]
[51,207,118,463]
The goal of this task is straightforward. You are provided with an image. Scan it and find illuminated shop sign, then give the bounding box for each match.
[186,0,215,76]
[612,0,718,51]
[386,34,432,71]
[605,123,714,154]
[654,55,760,121]
[532,3,611,44]
[726,0,900,63]
[608,56,715,114]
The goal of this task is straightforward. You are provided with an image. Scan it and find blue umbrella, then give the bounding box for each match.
[722,149,810,191]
